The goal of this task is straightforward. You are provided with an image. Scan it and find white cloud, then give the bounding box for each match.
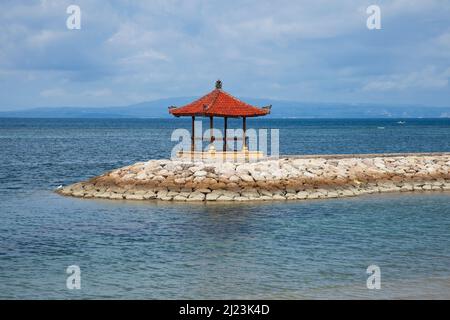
[435,31,450,50]
[82,88,112,97]
[40,88,66,97]
[119,50,170,65]
[363,67,450,91]
[25,29,66,47]
[1,0,450,108]
[106,23,158,47]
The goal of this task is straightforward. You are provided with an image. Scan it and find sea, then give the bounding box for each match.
[0,118,449,299]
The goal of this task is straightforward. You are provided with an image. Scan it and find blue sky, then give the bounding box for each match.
[0,0,449,110]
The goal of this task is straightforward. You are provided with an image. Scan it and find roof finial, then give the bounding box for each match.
[215,79,222,89]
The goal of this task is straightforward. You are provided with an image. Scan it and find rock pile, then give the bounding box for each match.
[57,154,450,201]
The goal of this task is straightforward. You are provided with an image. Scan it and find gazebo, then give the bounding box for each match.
[168,80,271,160]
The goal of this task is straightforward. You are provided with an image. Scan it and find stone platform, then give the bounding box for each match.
[56,153,450,201]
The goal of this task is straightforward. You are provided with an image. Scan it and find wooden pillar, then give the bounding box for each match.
[191,116,195,152]
[223,117,228,151]
[242,117,247,150]
[209,116,214,143]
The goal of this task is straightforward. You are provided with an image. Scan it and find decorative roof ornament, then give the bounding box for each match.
[215,79,222,90]
[262,105,272,114]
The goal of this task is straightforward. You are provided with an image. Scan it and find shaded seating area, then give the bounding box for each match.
[168,80,271,160]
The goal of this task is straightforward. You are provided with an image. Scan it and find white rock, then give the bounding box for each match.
[216,195,234,201]
[188,192,205,201]
[240,174,254,182]
[229,175,240,182]
[143,191,156,199]
[234,196,250,201]
[241,190,259,198]
[296,191,309,199]
[194,170,207,177]
[136,173,148,180]
[260,190,273,197]
[206,193,220,201]
[109,193,124,200]
[125,194,144,200]
[272,194,286,200]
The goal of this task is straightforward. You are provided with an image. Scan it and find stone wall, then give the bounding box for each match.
[56,154,450,201]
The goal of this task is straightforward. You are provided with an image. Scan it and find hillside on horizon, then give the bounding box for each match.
[1,97,450,119]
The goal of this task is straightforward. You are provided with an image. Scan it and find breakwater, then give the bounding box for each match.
[56,153,450,201]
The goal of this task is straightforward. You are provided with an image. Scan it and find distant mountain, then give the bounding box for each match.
[1,97,450,118]
[0,97,195,118]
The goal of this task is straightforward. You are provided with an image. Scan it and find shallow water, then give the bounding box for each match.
[0,118,449,299]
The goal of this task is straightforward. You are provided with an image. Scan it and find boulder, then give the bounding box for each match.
[206,193,221,201]
[187,192,206,201]
[272,194,286,200]
[173,195,187,201]
[193,170,207,177]
[125,194,144,200]
[296,191,309,199]
[216,195,234,201]
[143,191,157,199]
[239,174,254,182]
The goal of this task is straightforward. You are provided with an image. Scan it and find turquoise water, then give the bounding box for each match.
[0,118,449,299]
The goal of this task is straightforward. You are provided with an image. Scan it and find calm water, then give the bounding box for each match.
[0,118,449,299]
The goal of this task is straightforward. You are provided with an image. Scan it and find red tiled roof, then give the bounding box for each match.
[169,81,270,117]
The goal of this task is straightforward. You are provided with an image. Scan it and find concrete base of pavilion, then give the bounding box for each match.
[56,152,450,202]
[176,149,265,162]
